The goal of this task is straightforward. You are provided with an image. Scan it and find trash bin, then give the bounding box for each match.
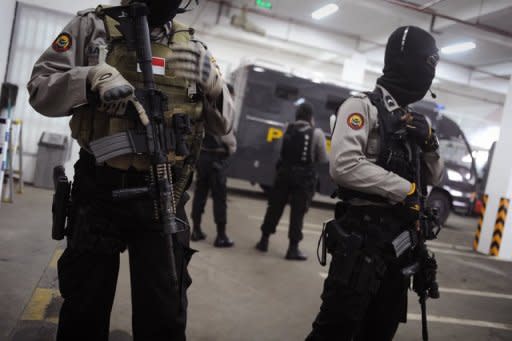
[33,132,71,189]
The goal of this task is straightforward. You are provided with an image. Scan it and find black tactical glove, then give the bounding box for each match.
[88,63,149,125]
[406,112,431,147]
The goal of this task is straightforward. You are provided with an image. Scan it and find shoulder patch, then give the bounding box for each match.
[52,33,73,52]
[77,8,95,17]
[351,92,367,99]
[347,113,365,130]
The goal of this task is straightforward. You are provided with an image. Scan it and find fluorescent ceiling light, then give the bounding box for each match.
[253,66,265,72]
[312,4,339,20]
[440,42,476,55]
[295,98,306,105]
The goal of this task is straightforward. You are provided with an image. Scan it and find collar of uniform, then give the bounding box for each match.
[150,21,173,43]
[376,85,401,112]
[294,120,312,128]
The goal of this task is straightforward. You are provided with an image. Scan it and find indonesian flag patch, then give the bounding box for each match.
[137,57,166,75]
[347,113,365,130]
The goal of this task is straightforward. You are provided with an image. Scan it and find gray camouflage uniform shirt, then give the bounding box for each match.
[330,85,444,205]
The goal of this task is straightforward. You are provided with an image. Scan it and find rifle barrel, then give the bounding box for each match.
[420,294,429,341]
[134,10,156,90]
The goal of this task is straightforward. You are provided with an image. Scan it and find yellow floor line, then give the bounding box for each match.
[48,248,64,269]
[20,288,60,321]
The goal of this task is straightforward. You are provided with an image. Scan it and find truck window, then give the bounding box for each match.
[439,139,473,172]
[275,84,299,101]
[245,82,281,115]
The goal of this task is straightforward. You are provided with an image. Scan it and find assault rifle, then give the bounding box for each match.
[400,144,441,341]
[89,3,189,313]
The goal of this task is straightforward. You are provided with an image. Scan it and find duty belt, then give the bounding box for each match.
[80,154,187,235]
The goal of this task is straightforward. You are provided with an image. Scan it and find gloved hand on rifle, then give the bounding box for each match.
[405,112,439,152]
[169,42,223,99]
[88,63,149,126]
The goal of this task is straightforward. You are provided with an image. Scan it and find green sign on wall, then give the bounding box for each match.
[256,0,272,10]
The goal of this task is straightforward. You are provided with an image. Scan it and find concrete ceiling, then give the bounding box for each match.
[227,0,512,77]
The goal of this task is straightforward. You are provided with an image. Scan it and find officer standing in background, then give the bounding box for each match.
[27,1,231,340]
[191,84,237,247]
[255,103,328,260]
[306,26,443,340]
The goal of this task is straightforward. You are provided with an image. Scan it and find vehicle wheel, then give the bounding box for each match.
[427,190,451,226]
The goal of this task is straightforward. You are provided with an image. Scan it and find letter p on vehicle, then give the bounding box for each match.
[266,127,283,142]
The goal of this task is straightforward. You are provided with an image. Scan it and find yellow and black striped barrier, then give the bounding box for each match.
[473,194,488,251]
[489,198,510,256]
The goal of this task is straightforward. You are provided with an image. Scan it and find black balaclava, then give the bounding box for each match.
[142,0,183,27]
[296,103,314,123]
[377,26,439,107]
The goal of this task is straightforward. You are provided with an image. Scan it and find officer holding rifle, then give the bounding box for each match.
[27,1,232,340]
[307,26,444,341]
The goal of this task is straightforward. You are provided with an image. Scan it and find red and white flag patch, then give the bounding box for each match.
[137,57,166,75]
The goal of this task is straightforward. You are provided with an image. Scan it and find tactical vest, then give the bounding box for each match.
[280,123,314,167]
[201,132,226,154]
[339,89,414,202]
[69,7,204,172]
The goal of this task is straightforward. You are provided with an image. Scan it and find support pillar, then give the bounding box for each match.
[476,76,512,260]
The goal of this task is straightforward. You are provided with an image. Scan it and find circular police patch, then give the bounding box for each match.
[347,113,365,130]
[52,33,72,52]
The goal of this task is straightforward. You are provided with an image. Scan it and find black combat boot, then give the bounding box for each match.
[191,225,207,242]
[255,233,270,252]
[214,224,234,248]
[285,241,307,261]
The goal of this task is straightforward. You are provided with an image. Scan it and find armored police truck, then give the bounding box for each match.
[227,64,478,225]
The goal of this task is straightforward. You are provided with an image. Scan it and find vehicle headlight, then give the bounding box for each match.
[447,169,463,182]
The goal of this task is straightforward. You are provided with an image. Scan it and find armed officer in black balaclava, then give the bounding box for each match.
[27,0,232,340]
[306,26,444,340]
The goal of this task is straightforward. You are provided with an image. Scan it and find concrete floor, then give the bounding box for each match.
[1,180,512,340]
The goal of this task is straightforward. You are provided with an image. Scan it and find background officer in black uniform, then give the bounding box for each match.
[306,26,444,340]
[191,85,237,247]
[255,103,328,260]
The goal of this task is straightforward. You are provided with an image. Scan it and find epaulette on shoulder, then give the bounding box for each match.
[77,8,96,17]
[348,92,368,100]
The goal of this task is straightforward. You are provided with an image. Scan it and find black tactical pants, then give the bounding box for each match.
[191,152,228,230]
[306,208,409,341]
[57,151,194,341]
[261,166,316,243]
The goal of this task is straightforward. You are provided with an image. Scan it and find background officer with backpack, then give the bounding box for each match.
[255,102,328,260]
[306,26,444,340]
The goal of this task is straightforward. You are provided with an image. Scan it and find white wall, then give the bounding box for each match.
[1,0,120,80]
[0,0,16,82]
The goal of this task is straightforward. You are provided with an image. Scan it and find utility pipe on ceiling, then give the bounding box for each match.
[419,0,447,10]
